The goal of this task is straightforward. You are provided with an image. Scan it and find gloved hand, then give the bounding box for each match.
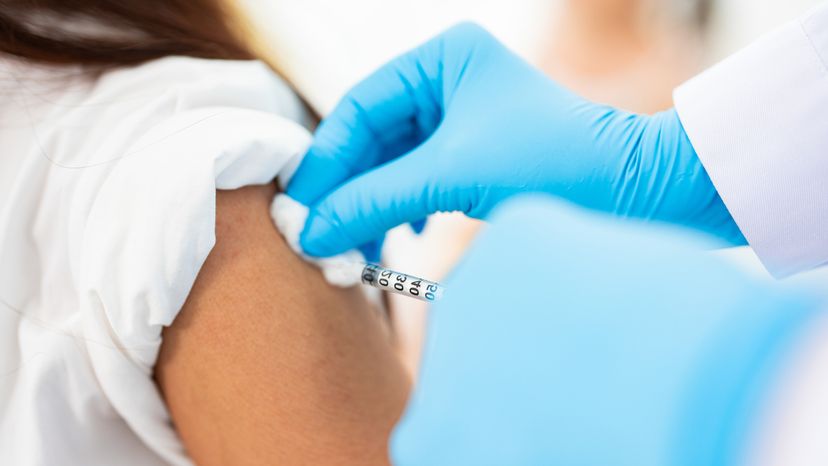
[287,23,744,257]
[390,195,821,466]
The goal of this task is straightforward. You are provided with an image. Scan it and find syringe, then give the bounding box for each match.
[359,263,445,302]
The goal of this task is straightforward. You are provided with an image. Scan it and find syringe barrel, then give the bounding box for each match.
[361,264,444,302]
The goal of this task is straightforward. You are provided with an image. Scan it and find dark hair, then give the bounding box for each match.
[693,0,714,30]
[0,0,254,66]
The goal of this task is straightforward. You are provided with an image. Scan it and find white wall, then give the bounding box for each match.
[240,0,554,113]
[242,0,827,113]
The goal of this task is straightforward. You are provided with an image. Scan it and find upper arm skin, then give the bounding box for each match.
[155,184,410,465]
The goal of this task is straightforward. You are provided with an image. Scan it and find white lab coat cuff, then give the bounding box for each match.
[674,5,828,277]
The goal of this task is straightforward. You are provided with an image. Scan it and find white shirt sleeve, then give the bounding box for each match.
[674,3,828,278]
[79,107,310,465]
[70,58,312,465]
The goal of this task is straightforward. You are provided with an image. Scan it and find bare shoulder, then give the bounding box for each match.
[155,184,409,465]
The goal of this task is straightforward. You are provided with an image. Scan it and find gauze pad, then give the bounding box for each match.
[270,194,365,287]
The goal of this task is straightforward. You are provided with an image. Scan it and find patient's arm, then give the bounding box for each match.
[155,184,410,465]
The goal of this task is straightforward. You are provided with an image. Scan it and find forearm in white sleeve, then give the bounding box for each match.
[674,3,828,278]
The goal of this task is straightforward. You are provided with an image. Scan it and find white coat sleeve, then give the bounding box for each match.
[674,3,828,278]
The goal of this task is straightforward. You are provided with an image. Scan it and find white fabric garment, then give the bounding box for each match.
[675,5,828,464]
[0,56,312,465]
[674,2,828,278]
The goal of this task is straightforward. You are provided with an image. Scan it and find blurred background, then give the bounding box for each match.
[238,0,826,374]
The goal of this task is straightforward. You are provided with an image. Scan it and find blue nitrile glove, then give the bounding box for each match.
[287,23,745,258]
[390,195,822,466]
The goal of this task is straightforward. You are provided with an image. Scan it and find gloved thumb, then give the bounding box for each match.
[299,144,447,257]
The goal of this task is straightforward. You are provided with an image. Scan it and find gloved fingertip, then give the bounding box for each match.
[284,165,320,206]
[298,212,341,258]
[410,218,428,235]
[359,237,385,263]
[286,150,350,206]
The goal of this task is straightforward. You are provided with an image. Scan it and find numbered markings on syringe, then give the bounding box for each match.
[384,271,440,301]
[361,264,444,302]
[403,276,441,301]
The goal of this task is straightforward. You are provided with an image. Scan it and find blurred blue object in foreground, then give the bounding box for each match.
[391,195,822,466]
